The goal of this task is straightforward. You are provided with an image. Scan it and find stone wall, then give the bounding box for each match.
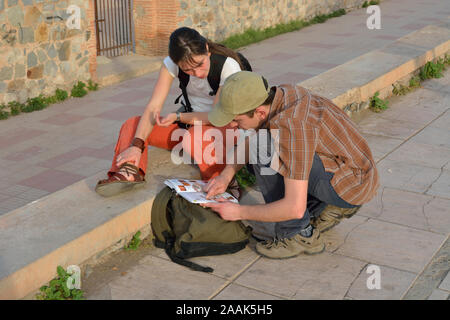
[133,0,371,57]
[177,0,369,42]
[0,0,97,105]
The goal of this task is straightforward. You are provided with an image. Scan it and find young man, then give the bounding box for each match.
[203,71,379,259]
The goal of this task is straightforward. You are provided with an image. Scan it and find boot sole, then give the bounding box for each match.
[256,243,325,260]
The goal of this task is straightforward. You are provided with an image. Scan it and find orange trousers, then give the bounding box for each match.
[109,116,238,180]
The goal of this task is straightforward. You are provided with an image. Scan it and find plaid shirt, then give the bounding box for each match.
[263,85,379,205]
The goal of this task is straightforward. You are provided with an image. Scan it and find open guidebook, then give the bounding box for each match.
[164,179,238,204]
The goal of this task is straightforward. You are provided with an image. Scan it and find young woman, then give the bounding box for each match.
[95,27,246,197]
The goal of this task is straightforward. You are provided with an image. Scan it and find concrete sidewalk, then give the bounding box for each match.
[1,0,449,215]
[80,69,450,300]
[0,0,449,299]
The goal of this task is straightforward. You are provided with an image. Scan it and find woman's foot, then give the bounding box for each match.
[95,163,145,197]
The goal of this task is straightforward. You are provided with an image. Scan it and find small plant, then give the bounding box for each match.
[409,75,421,89]
[221,9,346,49]
[124,231,142,251]
[0,104,9,120]
[419,60,445,80]
[71,81,88,97]
[87,79,99,91]
[370,91,389,113]
[8,101,23,116]
[35,266,84,300]
[392,84,409,96]
[55,88,69,101]
[22,95,49,113]
[235,166,256,189]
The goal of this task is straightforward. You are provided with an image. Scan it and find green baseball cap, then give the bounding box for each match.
[208,71,269,127]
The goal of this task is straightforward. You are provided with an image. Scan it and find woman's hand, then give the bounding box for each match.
[116,146,142,168]
[155,111,177,127]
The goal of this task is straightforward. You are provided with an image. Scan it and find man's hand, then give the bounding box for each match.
[116,146,142,167]
[203,174,233,199]
[202,199,242,221]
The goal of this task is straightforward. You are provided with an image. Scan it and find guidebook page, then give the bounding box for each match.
[164,179,238,204]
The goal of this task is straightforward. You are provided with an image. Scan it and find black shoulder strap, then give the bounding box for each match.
[207,54,227,97]
[175,69,193,113]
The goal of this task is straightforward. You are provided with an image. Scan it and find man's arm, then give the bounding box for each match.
[204,177,308,222]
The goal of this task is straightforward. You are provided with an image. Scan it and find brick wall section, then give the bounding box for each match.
[133,0,185,56]
[86,0,97,81]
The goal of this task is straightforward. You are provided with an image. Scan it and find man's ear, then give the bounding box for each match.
[255,105,269,120]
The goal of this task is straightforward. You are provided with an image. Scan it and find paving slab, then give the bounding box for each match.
[88,255,227,300]
[375,160,442,194]
[335,219,445,274]
[358,188,449,235]
[234,252,366,300]
[346,264,417,300]
[427,289,449,300]
[212,283,284,300]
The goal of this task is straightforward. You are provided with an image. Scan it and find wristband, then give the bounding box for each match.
[176,111,181,122]
[131,137,145,153]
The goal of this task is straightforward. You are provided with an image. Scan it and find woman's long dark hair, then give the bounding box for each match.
[169,27,244,70]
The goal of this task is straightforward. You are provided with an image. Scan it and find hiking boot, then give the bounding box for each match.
[255,228,325,259]
[311,205,361,233]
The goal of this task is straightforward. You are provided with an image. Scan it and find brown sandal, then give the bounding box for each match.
[95,163,146,197]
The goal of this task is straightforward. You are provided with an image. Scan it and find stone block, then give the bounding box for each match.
[7,79,25,92]
[19,27,34,44]
[6,5,24,26]
[37,49,47,64]
[35,22,49,43]
[47,44,57,59]
[14,64,25,78]
[27,65,44,79]
[24,6,42,27]
[27,52,37,68]
[43,60,58,77]
[0,66,13,81]
[58,40,71,61]
[0,81,6,93]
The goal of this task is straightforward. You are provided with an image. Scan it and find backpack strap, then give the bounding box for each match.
[207,54,227,97]
[175,69,193,113]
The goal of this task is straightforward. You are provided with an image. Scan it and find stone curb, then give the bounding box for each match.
[0,21,449,300]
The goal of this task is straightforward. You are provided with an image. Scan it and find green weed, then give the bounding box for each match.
[0,104,9,120]
[370,92,389,112]
[87,80,99,91]
[22,95,49,113]
[363,0,379,7]
[221,9,346,49]
[71,81,88,97]
[35,266,84,300]
[124,231,142,251]
[419,60,445,80]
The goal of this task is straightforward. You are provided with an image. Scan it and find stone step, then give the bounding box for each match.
[96,53,163,87]
[1,21,449,299]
